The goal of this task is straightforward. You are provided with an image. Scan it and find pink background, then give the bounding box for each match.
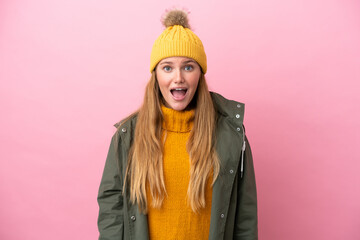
[1,0,359,239]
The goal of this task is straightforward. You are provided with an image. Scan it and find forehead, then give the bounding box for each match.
[158,56,196,64]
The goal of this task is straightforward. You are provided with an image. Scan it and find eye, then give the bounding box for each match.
[163,66,172,72]
[184,65,193,71]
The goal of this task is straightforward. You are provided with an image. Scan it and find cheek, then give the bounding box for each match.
[156,79,172,101]
[157,81,167,97]
[188,70,201,88]
[156,72,168,90]
[189,75,200,90]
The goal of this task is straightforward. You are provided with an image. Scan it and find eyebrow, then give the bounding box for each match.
[158,61,173,65]
[158,60,196,65]
[182,60,196,64]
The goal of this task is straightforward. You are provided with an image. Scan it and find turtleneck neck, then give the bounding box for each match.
[161,105,195,133]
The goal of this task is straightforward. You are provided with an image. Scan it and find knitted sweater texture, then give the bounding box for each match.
[147,105,212,240]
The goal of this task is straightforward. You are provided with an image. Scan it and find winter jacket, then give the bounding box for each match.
[97,92,258,240]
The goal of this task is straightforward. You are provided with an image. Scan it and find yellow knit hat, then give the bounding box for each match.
[150,10,207,73]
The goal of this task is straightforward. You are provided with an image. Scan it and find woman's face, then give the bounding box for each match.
[155,57,201,111]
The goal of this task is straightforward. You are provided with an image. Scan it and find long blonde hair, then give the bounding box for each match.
[124,71,220,213]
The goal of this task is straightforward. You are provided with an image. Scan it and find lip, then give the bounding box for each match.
[170,88,188,101]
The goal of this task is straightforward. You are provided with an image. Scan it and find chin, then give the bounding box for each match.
[170,103,188,111]
[172,106,186,111]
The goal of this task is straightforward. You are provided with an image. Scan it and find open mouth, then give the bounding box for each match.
[170,88,187,99]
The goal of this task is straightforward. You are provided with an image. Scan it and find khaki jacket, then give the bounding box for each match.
[97,92,258,240]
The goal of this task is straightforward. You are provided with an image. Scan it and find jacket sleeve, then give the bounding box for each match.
[234,135,258,240]
[97,131,124,240]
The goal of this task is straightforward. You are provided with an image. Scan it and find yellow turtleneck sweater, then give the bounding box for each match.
[146,105,213,240]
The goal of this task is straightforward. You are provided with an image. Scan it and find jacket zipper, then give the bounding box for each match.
[240,125,246,178]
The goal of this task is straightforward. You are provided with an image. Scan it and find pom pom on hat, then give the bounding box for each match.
[150,9,207,73]
[162,9,191,29]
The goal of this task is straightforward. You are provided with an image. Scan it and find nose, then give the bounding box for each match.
[174,69,184,84]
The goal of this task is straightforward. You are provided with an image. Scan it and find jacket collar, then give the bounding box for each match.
[210,92,245,125]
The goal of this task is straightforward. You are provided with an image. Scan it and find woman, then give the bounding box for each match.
[97,9,258,240]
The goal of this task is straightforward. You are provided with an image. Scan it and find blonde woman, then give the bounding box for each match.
[97,9,258,240]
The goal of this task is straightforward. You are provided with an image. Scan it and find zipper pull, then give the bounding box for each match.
[240,140,246,178]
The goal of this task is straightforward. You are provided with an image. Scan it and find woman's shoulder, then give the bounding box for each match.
[113,111,139,131]
[210,92,245,120]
